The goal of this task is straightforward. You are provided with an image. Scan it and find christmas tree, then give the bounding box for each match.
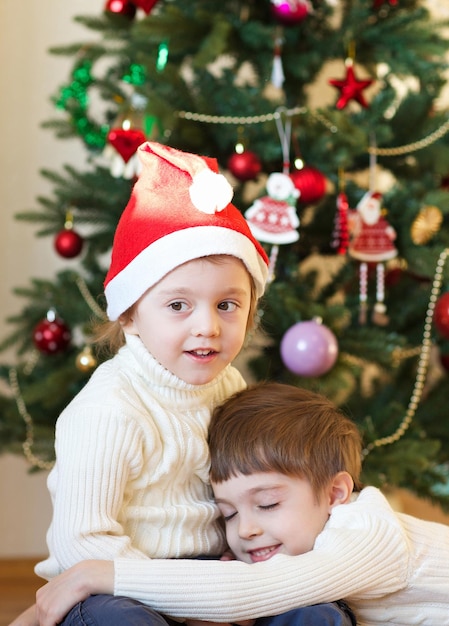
[1,0,449,508]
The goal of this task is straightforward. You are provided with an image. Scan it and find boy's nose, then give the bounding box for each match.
[238,517,263,540]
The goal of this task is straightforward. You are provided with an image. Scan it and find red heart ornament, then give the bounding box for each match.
[107,128,146,162]
[131,0,159,14]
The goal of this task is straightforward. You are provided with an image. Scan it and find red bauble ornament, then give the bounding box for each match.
[290,165,327,205]
[270,0,310,25]
[107,128,146,163]
[329,60,374,110]
[131,0,159,14]
[54,228,84,259]
[434,292,449,339]
[373,0,397,8]
[104,0,137,18]
[439,351,449,372]
[33,312,71,355]
[227,150,262,181]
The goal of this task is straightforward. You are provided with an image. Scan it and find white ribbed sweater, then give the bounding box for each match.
[35,334,245,580]
[114,487,449,625]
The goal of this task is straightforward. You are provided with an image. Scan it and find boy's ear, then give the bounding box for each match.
[327,471,354,511]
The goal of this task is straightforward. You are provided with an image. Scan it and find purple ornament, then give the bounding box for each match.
[280,320,338,377]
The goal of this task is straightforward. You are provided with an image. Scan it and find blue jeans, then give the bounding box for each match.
[255,601,356,625]
[61,595,356,626]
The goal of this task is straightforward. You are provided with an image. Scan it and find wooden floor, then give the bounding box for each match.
[0,559,44,626]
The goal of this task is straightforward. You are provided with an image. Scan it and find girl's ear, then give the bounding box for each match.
[119,312,139,336]
[328,471,354,511]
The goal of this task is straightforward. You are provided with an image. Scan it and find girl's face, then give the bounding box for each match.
[122,256,252,385]
[213,471,344,564]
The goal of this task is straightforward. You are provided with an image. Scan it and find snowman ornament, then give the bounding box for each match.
[245,172,300,244]
[348,190,398,325]
[245,172,300,282]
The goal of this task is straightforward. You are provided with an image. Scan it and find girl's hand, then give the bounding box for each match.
[35,560,114,626]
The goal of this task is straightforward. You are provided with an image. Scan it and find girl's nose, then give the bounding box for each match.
[191,307,220,337]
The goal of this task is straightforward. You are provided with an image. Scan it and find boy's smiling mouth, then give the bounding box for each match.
[247,545,281,562]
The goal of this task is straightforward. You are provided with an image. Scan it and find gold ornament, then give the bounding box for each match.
[75,345,97,372]
[410,205,443,245]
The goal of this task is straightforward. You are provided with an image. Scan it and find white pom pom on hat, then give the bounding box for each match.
[104,141,269,320]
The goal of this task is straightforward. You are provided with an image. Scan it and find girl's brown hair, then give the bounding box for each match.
[209,382,363,496]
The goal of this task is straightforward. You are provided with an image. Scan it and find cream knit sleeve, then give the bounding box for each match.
[45,409,150,571]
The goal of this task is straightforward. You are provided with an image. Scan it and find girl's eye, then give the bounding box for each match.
[223,512,237,522]
[169,301,187,312]
[218,301,237,312]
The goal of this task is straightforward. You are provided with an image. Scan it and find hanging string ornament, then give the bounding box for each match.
[410,205,443,245]
[33,309,72,355]
[348,190,398,325]
[245,109,299,282]
[104,0,137,18]
[270,0,311,25]
[329,43,374,110]
[264,29,286,103]
[54,210,84,259]
[331,170,350,255]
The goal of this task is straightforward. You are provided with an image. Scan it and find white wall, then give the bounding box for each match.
[0,0,102,557]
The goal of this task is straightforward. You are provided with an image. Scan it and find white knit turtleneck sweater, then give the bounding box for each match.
[35,334,245,580]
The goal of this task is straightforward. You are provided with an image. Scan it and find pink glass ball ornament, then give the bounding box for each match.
[280,319,339,377]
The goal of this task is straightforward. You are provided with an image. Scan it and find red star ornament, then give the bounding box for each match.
[329,61,374,110]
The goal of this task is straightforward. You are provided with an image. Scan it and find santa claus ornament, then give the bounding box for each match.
[348,190,398,325]
[245,172,300,281]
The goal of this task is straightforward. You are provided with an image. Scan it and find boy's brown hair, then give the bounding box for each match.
[209,382,363,496]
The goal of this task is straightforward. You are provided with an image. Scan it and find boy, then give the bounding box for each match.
[36,382,449,625]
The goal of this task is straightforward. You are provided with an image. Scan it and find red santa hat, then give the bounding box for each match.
[104,141,269,320]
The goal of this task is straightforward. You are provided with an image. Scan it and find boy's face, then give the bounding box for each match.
[122,256,252,385]
[212,471,334,563]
